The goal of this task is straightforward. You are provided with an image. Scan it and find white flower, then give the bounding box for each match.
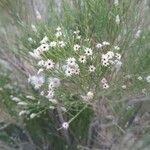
[56,26,61,31]
[35,46,47,54]
[50,41,57,47]
[58,41,65,47]
[12,97,21,102]
[114,0,119,6]
[66,57,76,66]
[102,54,109,62]
[103,83,109,89]
[115,60,122,71]
[30,113,37,119]
[19,110,28,116]
[89,65,96,72]
[29,49,41,60]
[40,36,49,44]
[52,78,61,87]
[55,31,62,38]
[116,15,120,25]
[102,41,110,46]
[40,91,44,96]
[62,122,69,129]
[79,55,86,63]
[48,82,54,90]
[85,38,90,42]
[66,63,80,75]
[26,95,35,100]
[125,75,132,79]
[65,67,73,77]
[76,35,81,39]
[44,59,55,70]
[49,78,61,88]
[81,95,88,101]
[146,76,150,83]
[18,101,28,106]
[114,46,120,50]
[36,46,42,53]
[121,85,127,89]
[87,91,94,99]
[73,30,80,34]
[84,48,93,56]
[49,99,58,104]
[101,54,110,67]
[109,60,115,65]
[31,24,37,32]
[37,68,44,74]
[49,106,55,109]
[74,68,80,75]
[101,78,107,84]
[38,60,45,66]
[28,37,33,43]
[96,43,102,48]
[137,76,143,80]
[115,53,121,60]
[107,51,115,59]
[46,90,54,99]
[102,61,109,67]
[28,75,45,89]
[73,63,79,69]
[73,44,80,51]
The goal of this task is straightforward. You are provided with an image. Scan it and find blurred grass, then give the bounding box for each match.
[0,0,150,149]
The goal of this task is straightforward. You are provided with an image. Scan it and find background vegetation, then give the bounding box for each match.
[0,0,150,149]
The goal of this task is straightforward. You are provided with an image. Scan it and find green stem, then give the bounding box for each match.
[68,104,88,124]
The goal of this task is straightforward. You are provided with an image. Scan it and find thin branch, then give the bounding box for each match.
[127,94,150,105]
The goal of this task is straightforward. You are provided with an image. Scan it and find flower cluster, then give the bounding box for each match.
[28,27,123,101]
[23,26,124,120]
[101,78,109,89]
[65,58,80,77]
[29,37,49,60]
[9,24,149,127]
[101,50,121,67]
[81,91,94,102]
[29,27,65,60]
[28,75,45,89]
[46,77,60,99]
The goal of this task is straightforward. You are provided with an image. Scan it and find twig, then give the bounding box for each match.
[0,123,10,131]
[114,123,126,134]
[127,94,150,105]
[56,106,71,145]
[68,104,88,124]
